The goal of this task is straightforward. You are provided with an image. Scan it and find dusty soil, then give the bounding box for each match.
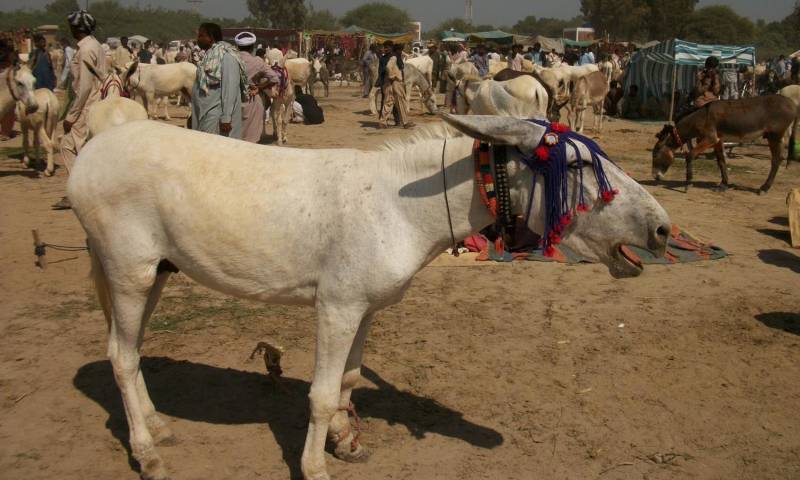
[1,86,799,480]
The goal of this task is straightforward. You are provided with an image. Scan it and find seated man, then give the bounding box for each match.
[621,85,643,119]
[292,85,324,125]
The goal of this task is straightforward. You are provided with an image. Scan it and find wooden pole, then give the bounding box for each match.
[668,61,678,124]
[32,229,46,270]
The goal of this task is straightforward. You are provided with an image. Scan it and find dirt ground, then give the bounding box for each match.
[1,85,799,480]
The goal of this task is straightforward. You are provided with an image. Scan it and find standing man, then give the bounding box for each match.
[111,37,133,70]
[192,22,247,139]
[470,43,490,78]
[112,36,133,71]
[377,41,413,129]
[428,43,445,92]
[53,9,106,210]
[235,31,279,144]
[29,34,56,91]
[361,44,378,98]
[58,37,75,89]
[508,44,524,71]
[138,40,153,64]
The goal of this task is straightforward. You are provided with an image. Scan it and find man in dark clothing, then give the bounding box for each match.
[564,47,578,66]
[791,55,800,84]
[138,41,153,64]
[30,34,56,90]
[293,85,324,124]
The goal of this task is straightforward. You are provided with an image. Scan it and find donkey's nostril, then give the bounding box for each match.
[656,224,670,241]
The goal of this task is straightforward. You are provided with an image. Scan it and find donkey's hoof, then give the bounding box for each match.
[139,455,170,480]
[22,157,31,168]
[713,183,728,192]
[334,442,370,463]
[758,188,769,196]
[43,168,54,177]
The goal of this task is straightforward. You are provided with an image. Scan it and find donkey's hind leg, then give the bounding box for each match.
[102,255,170,480]
[759,134,784,194]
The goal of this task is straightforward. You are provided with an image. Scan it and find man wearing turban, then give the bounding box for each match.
[53,10,107,210]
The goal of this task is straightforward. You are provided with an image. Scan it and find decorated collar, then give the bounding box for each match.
[474,120,618,257]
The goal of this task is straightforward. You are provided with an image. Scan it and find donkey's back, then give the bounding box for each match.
[68,120,397,304]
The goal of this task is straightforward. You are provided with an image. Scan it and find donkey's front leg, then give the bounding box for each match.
[329,313,373,463]
[21,124,31,168]
[301,302,367,480]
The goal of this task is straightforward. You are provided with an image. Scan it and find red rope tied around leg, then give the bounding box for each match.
[340,402,362,452]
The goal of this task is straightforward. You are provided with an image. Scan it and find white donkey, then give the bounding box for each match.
[16,86,59,176]
[121,61,195,120]
[0,64,39,125]
[68,114,671,480]
[84,62,148,137]
[454,74,549,119]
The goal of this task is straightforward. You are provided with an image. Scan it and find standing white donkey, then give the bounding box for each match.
[68,114,671,480]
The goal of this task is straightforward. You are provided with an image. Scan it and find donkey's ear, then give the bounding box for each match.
[125,60,139,78]
[441,114,547,151]
[83,60,103,81]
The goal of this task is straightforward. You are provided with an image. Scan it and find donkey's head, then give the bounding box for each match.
[9,64,38,113]
[443,114,671,278]
[652,124,682,180]
[84,60,124,99]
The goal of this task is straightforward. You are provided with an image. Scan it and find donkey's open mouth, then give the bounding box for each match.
[610,244,645,278]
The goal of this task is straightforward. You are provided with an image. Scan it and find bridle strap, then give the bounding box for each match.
[441,138,459,256]
[101,77,123,99]
[5,67,19,102]
[671,125,689,154]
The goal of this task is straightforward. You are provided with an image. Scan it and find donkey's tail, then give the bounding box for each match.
[89,242,113,331]
[788,108,798,164]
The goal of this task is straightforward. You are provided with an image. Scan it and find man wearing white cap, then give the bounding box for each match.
[235,31,280,143]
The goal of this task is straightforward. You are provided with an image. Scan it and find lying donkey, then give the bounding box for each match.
[652,95,798,194]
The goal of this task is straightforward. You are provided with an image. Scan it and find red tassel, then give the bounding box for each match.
[534,146,550,162]
[577,203,589,213]
[544,246,556,257]
[551,122,570,133]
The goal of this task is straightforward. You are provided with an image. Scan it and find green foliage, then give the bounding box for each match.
[247,0,307,29]
[580,0,649,41]
[340,2,411,34]
[305,7,339,31]
[511,15,584,37]
[682,6,755,45]
[644,0,697,41]
[0,0,248,44]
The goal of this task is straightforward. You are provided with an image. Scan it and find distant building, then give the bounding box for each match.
[409,22,422,42]
[563,27,595,42]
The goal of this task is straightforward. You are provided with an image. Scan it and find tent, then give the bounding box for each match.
[467,30,515,45]
[439,30,466,40]
[530,35,564,54]
[343,25,415,44]
[623,38,756,120]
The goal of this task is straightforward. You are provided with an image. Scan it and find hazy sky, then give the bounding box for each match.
[1,0,795,26]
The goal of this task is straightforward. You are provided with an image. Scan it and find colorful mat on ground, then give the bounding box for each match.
[468,225,728,264]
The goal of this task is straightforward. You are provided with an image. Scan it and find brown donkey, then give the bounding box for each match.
[652,95,798,194]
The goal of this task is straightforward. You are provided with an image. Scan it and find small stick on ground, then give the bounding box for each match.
[249,341,286,391]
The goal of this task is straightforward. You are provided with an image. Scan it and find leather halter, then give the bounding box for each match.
[100,77,123,99]
[5,67,19,102]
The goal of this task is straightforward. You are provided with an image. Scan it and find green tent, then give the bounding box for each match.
[467,30,515,45]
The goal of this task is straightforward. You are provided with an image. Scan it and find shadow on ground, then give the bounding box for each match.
[757,249,800,273]
[755,312,800,336]
[73,358,502,479]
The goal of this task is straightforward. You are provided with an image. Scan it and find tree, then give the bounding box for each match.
[247,0,307,29]
[580,0,649,40]
[682,6,755,45]
[305,7,339,31]
[644,0,697,41]
[424,18,498,39]
[511,15,583,37]
[340,2,411,34]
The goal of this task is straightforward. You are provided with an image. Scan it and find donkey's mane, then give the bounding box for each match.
[380,122,464,152]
